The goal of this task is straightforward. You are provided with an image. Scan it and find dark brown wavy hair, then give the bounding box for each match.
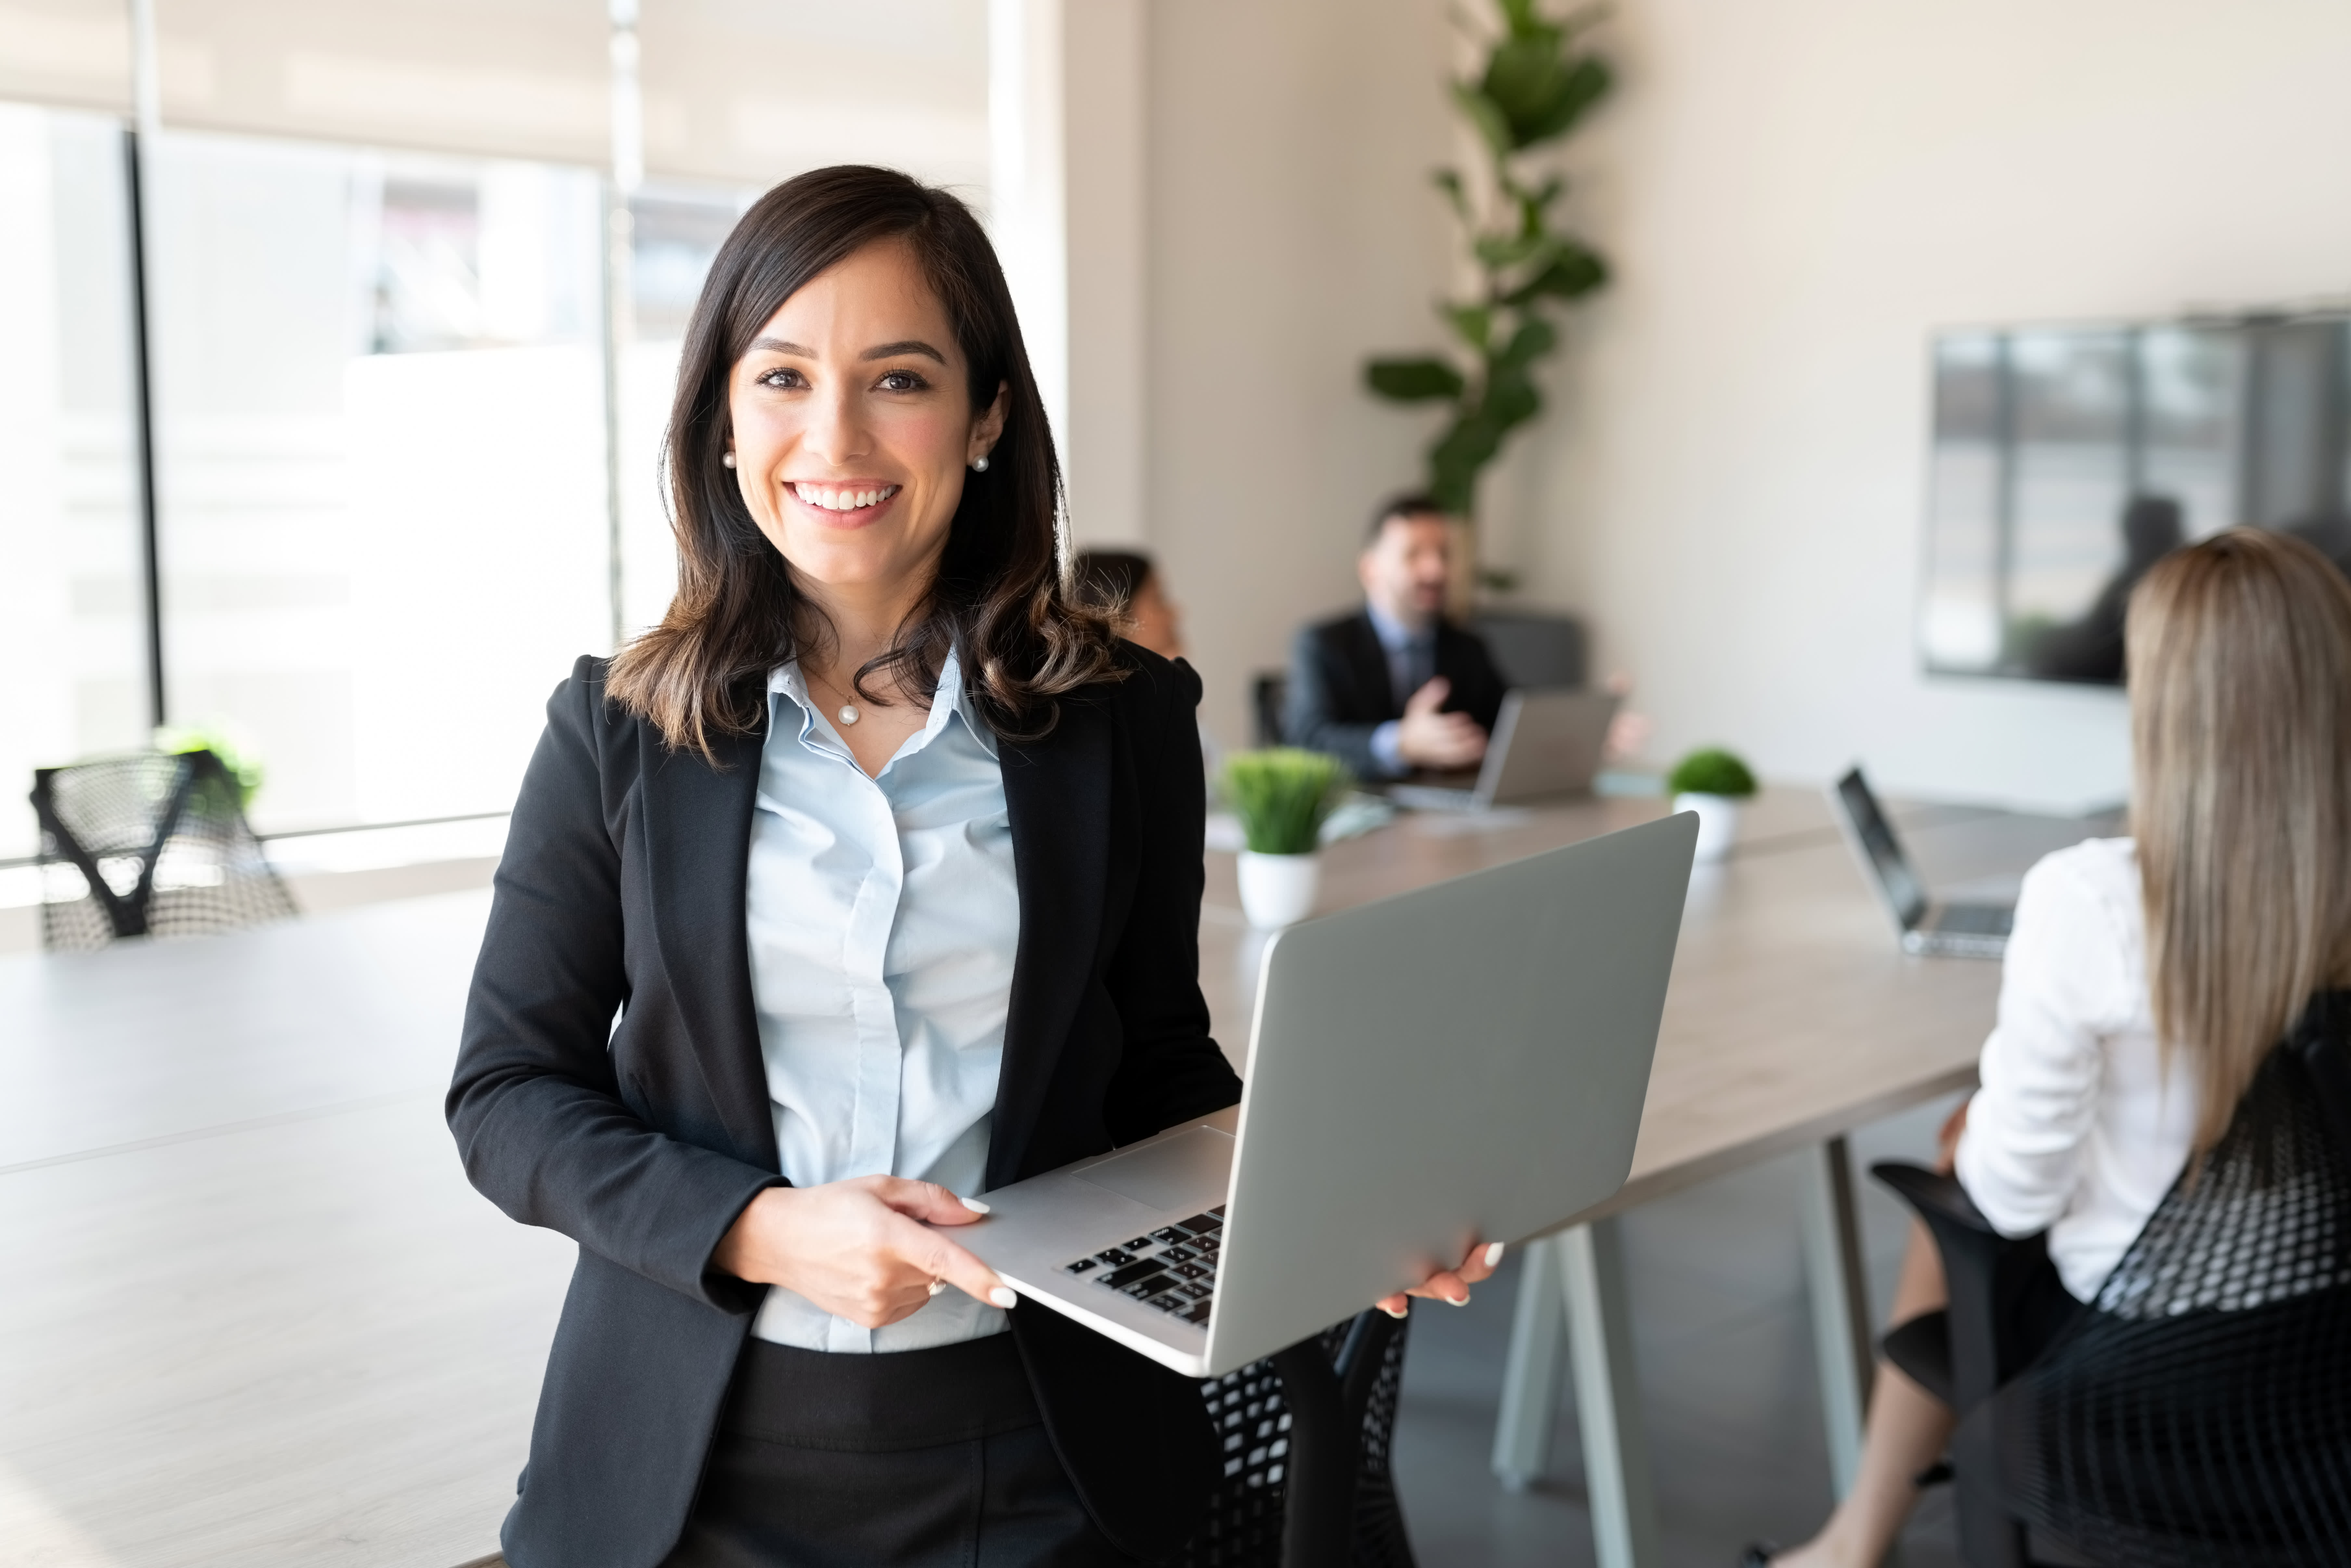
[607,165,1123,757]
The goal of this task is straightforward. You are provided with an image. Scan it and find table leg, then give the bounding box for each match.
[1491,1232,1567,1491]
[1561,1218,1662,1568]
[1798,1136,1876,1498]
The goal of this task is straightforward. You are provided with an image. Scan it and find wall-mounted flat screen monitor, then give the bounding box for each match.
[1920,313,2351,685]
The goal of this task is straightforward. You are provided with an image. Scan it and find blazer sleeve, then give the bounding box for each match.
[447,661,780,1316]
[1102,656,1244,1143]
[1283,624,1385,780]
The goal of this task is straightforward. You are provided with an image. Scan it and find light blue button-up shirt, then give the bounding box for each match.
[743,645,1020,1353]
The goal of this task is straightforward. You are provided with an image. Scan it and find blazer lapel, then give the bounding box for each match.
[1343,612,1400,719]
[990,699,1112,1186]
[640,714,779,1172]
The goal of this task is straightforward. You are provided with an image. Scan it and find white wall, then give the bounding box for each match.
[1144,0,1456,749]
[1142,0,2351,806]
[1513,0,2351,810]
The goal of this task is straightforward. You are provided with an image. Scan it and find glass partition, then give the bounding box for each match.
[148,131,610,831]
[0,103,150,860]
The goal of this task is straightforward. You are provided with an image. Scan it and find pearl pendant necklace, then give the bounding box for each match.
[836,703,860,726]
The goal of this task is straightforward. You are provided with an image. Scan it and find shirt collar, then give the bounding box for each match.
[1365,601,1435,653]
[767,644,997,764]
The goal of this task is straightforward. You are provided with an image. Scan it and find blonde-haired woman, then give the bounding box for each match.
[1758,527,2351,1568]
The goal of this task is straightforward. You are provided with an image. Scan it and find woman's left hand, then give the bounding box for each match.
[1374,1238,1505,1318]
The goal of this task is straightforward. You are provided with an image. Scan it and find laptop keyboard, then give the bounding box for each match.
[1060,1206,1223,1326]
[1935,903,2014,936]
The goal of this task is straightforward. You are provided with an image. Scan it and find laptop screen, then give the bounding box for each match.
[1834,769,1929,927]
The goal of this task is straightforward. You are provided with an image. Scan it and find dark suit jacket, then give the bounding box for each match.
[447,647,1242,1568]
[1283,610,1509,778]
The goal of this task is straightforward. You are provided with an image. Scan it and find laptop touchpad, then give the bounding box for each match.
[1073,1126,1234,1213]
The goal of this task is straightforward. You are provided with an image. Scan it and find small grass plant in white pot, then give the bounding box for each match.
[1666,747,1756,863]
[1219,748,1349,928]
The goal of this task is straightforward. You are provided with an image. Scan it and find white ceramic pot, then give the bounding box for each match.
[1237,849,1322,929]
[1675,792,1743,862]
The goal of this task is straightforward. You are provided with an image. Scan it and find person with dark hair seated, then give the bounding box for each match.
[1285,494,1508,780]
[1072,549,1185,661]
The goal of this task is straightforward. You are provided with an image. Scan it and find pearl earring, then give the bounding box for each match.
[722,451,737,469]
[971,455,990,473]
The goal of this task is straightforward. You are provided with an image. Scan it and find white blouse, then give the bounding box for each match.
[1953,837,2200,1302]
[743,647,1020,1353]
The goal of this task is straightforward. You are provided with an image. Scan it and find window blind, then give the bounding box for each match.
[0,0,133,114]
[153,0,610,165]
[637,0,988,194]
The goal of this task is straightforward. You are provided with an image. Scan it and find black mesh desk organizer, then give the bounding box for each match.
[1180,1308,1415,1568]
[1875,992,2351,1567]
[29,749,295,950]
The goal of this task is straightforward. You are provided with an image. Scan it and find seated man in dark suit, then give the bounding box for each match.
[1286,494,1509,780]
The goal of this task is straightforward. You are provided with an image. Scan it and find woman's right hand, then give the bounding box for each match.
[712,1176,1016,1329]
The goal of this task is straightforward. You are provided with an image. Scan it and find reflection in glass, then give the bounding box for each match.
[0,103,150,859]
[148,132,610,831]
[616,185,751,638]
[1922,316,2349,684]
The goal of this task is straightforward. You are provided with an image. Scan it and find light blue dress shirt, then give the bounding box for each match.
[1365,602,1437,778]
[743,645,1020,1353]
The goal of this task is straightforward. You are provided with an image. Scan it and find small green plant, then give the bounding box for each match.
[1667,747,1757,798]
[1220,749,1350,856]
[156,722,264,811]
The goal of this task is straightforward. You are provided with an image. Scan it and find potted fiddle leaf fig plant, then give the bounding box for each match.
[1219,748,1350,929]
[1667,746,1757,863]
[1363,0,1612,586]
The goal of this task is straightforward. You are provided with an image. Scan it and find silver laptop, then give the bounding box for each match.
[958,811,1698,1377]
[1388,687,1621,812]
[1828,766,2013,959]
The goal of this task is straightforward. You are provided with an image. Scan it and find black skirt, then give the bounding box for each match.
[662,1331,1135,1568]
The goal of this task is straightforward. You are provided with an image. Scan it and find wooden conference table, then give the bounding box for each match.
[0,787,2097,1566]
[1195,786,2102,1568]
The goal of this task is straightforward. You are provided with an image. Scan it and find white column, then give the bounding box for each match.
[1060,0,1147,546]
[991,0,1149,552]
[989,0,1070,467]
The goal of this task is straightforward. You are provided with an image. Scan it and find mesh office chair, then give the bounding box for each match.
[1181,1309,1415,1568]
[1874,992,2351,1567]
[29,749,296,950]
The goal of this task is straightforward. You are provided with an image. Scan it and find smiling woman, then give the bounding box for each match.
[448,165,1256,1568]
[608,164,1123,764]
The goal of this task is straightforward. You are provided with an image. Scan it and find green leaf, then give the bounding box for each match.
[1480,363,1544,431]
[1503,243,1608,305]
[1491,317,1558,371]
[1364,355,1467,403]
[1450,81,1513,160]
[1478,39,1611,150]
[1441,302,1493,350]
[1473,231,1554,270]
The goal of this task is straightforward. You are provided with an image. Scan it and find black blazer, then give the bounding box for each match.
[448,648,1243,1568]
[1283,610,1509,778]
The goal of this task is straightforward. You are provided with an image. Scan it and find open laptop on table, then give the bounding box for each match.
[1387,687,1621,812]
[959,810,1698,1378]
[1827,765,2013,959]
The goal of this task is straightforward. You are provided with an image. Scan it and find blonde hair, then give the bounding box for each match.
[2127,528,2351,1149]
